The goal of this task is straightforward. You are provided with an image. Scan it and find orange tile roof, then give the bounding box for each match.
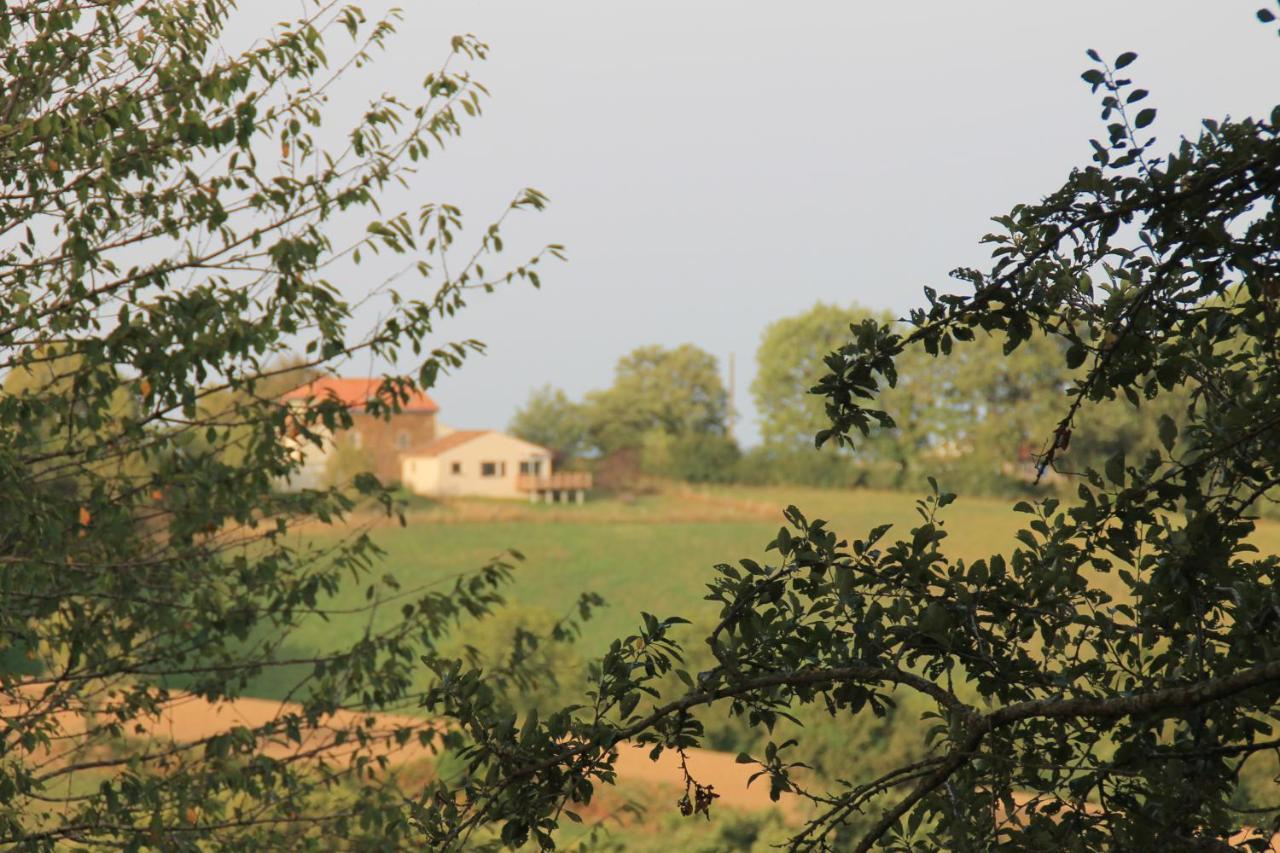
[280,377,439,414]
[409,430,490,457]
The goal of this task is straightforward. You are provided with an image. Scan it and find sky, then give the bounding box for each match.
[253,1,1280,445]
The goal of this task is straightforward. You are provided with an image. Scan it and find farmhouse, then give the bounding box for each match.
[280,376,591,500]
[280,377,440,488]
[401,430,592,503]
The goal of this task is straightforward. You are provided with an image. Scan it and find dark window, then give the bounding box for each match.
[520,460,543,476]
[451,462,462,475]
[481,461,498,477]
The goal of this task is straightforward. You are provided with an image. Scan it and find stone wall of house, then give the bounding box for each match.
[348,410,437,485]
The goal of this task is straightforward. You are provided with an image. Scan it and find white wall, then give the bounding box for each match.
[400,455,441,495]
[402,432,552,498]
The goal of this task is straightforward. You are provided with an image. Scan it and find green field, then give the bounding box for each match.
[223,482,1280,846]
[275,488,1020,673]
[253,484,1280,701]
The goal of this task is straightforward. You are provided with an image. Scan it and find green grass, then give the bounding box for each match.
[225,482,1280,832]
[282,489,1027,660]
[283,519,774,661]
[247,484,1280,701]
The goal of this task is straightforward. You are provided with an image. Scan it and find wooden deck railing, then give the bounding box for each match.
[516,471,593,492]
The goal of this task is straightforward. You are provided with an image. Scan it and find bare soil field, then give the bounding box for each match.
[13,686,1277,848]
[10,687,792,815]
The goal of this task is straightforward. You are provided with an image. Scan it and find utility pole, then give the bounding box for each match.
[727,352,736,440]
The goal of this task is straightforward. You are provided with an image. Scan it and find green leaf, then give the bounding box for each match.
[1134,108,1157,128]
[1158,415,1177,451]
[1105,452,1126,486]
[1114,51,1137,68]
[1258,8,1277,22]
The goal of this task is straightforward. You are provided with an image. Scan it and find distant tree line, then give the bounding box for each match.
[745,301,1191,495]
[508,343,739,484]
[512,305,1186,496]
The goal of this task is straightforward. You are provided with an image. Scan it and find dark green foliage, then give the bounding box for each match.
[0,2,563,848]
[749,302,1193,497]
[752,303,895,451]
[417,25,1280,852]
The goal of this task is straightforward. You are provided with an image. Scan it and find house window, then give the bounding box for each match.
[480,461,498,477]
[500,461,507,476]
[349,430,363,449]
[451,462,462,475]
[395,430,412,450]
[520,459,543,476]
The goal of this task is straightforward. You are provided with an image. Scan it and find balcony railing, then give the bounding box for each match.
[516,471,593,492]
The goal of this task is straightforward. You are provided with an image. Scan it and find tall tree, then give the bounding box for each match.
[584,343,730,454]
[417,22,1280,851]
[509,385,589,464]
[0,2,564,847]
[910,329,1068,490]
[753,303,889,450]
[751,302,1060,490]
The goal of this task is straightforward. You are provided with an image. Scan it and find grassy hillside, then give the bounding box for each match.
[220,483,1280,838]
[249,484,1280,701]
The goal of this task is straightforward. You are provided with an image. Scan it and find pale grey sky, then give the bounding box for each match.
[259,2,1280,445]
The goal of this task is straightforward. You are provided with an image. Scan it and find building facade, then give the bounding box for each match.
[280,378,591,500]
[400,430,556,499]
[281,377,439,488]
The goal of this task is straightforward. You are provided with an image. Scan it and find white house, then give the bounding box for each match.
[400,430,591,501]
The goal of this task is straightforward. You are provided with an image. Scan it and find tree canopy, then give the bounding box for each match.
[584,343,731,455]
[513,343,738,482]
[751,300,1192,495]
[753,303,888,451]
[509,385,590,465]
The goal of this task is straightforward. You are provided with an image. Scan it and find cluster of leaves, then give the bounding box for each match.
[422,26,1280,853]
[0,1,567,848]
